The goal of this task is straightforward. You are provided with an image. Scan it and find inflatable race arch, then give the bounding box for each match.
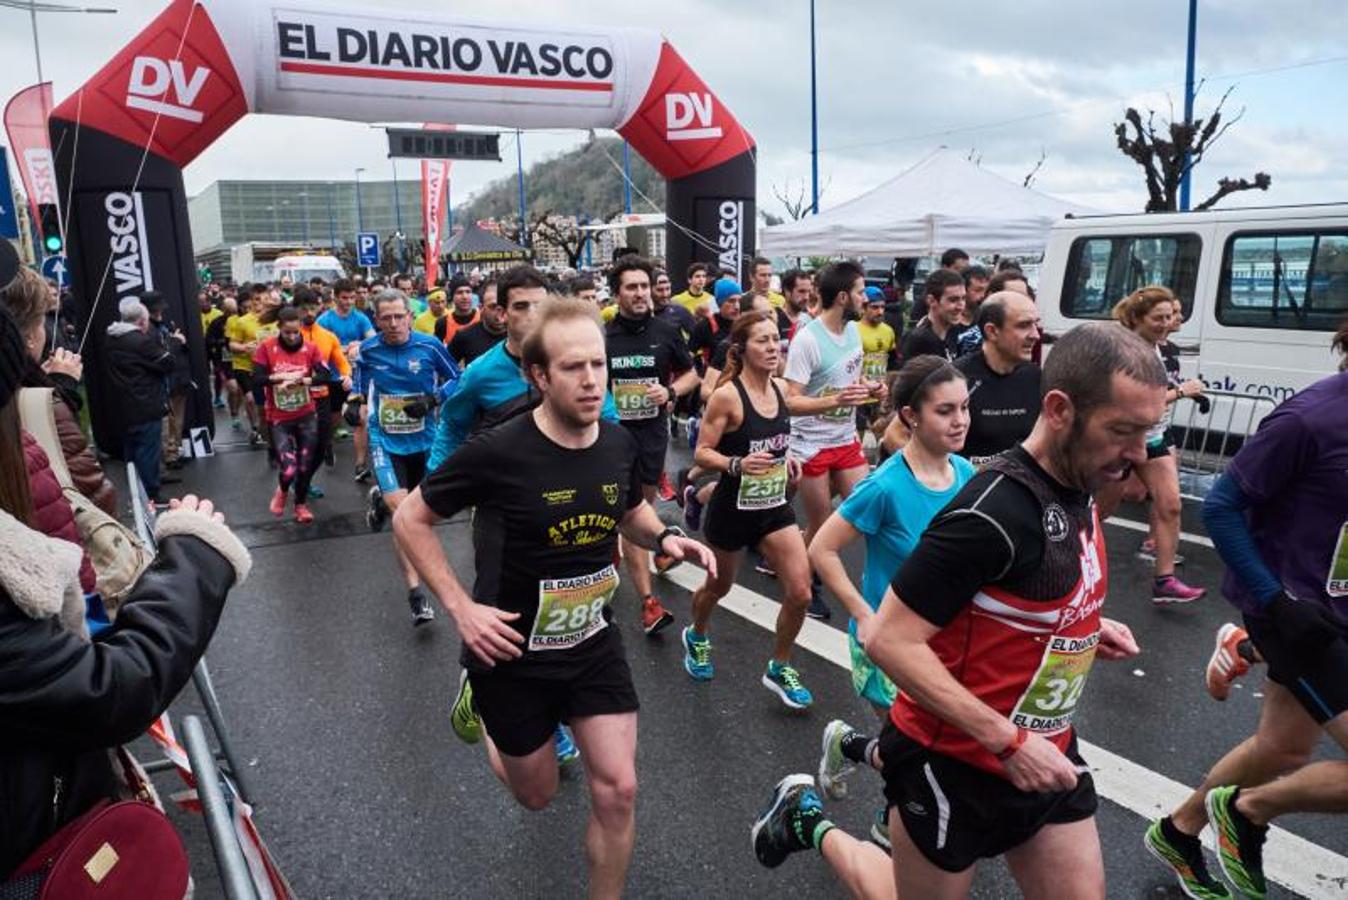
[50,0,756,450]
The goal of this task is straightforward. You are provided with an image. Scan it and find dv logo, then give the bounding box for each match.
[665,92,722,142]
[126,57,211,123]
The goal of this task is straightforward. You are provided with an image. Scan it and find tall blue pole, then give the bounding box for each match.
[622,141,633,214]
[516,129,528,247]
[809,0,819,214]
[1179,0,1197,211]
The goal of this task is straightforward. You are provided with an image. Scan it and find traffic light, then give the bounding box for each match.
[37,203,63,256]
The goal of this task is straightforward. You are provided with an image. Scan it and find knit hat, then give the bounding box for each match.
[864,285,885,304]
[0,306,27,409]
[713,278,743,306]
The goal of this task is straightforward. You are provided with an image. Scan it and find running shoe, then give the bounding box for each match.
[818,720,857,800]
[307,482,325,499]
[682,484,704,531]
[806,582,832,621]
[367,486,387,532]
[686,415,700,450]
[1138,538,1184,566]
[294,503,314,524]
[449,669,483,744]
[249,429,265,449]
[763,661,813,709]
[213,396,226,409]
[673,467,691,508]
[554,725,580,766]
[1153,575,1206,605]
[641,595,675,636]
[353,464,372,483]
[231,417,241,431]
[1206,786,1268,899]
[268,487,286,517]
[1205,623,1251,702]
[682,626,714,680]
[754,553,777,578]
[409,587,435,626]
[751,774,821,868]
[657,471,677,502]
[869,807,891,851]
[1143,817,1233,900]
[334,426,351,442]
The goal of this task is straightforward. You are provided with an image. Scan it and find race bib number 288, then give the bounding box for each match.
[530,565,620,651]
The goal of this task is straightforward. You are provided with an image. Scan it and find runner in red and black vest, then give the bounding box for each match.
[751,322,1166,900]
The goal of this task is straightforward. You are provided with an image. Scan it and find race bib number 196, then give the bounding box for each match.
[613,378,659,421]
[1010,632,1099,734]
[530,565,620,651]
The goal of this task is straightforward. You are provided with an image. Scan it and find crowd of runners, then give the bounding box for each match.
[189,251,1348,900]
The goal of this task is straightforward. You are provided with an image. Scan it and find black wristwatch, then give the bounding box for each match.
[655,525,686,555]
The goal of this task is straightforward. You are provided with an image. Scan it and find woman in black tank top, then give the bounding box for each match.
[683,312,817,709]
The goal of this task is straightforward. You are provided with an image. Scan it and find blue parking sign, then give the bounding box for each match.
[357,232,380,267]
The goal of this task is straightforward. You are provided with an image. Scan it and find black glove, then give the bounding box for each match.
[342,398,363,428]
[403,394,437,420]
[1266,592,1348,655]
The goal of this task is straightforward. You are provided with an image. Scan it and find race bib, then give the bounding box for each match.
[613,378,659,421]
[1328,520,1348,598]
[1010,632,1099,735]
[378,394,425,435]
[737,458,788,510]
[530,565,620,651]
[273,380,310,412]
[862,351,888,380]
[816,386,857,421]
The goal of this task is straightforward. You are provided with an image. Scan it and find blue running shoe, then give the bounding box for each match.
[307,482,325,499]
[682,626,714,680]
[763,661,813,709]
[686,415,700,450]
[554,725,580,766]
[682,484,704,531]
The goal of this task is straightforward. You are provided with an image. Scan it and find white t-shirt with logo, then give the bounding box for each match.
[784,317,863,460]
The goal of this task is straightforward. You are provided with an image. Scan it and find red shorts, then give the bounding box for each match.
[800,441,867,478]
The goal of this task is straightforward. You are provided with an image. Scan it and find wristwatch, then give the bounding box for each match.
[655,525,686,555]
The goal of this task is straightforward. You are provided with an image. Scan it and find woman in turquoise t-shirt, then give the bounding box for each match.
[809,355,975,714]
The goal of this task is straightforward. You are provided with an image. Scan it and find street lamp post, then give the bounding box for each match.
[391,159,405,270]
[354,167,366,234]
[1179,0,1198,212]
[515,129,528,247]
[622,141,632,215]
[809,0,819,215]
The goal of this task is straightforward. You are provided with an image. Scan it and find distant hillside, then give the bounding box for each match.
[453,137,664,223]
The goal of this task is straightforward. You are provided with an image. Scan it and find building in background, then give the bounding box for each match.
[189,179,424,252]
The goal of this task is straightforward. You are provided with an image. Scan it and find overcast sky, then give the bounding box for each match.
[4,0,1347,220]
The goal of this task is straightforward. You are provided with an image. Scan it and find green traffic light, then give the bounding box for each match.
[44,235,63,253]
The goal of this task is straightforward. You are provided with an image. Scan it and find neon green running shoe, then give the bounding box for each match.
[450,669,483,744]
[1143,818,1232,899]
[1206,786,1268,899]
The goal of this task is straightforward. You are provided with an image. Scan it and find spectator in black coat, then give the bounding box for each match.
[105,298,174,502]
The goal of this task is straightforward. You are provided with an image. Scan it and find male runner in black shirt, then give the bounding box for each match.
[394,296,714,900]
[448,278,506,367]
[901,268,966,362]
[954,291,1043,464]
[604,255,700,634]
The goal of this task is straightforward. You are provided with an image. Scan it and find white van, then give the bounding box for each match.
[1038,204,1348,404]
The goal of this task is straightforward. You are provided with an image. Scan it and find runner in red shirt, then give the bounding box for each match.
[752,322,1162,900]
[252,306,330,523]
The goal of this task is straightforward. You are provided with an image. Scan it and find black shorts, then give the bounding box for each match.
[329,382,349,412]
[1244,611,1348,724]
[371,444,427,495]
[702,485,798,553]
[468,629,639,757]
[1145,429,1175,460]
[624,419,669,486]
[231,368,253,393]
[879,722,1098,873]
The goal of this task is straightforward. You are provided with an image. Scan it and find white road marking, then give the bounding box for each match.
[661,564,1348,899]
[1106,515,1216,549]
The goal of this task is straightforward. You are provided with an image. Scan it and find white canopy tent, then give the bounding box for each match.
[759,149,1096,258]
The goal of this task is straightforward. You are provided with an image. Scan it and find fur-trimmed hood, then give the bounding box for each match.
[0,509,88,640]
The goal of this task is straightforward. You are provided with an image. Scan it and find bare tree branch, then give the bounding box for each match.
[771,177,829,220]
[530,211,593,268]
[1023,148,1048,188]
[1193,173,1271,212]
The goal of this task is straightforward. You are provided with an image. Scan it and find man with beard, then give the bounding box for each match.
[449,278,507,367]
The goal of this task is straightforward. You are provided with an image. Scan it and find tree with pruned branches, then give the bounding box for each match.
[1114,86,1271,212]
[532,211,610,269]
[772,176,831,221]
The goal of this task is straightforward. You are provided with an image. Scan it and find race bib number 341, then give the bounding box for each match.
[379,394,425,435]
[530,565,620,651]
[1010,632,1099,734]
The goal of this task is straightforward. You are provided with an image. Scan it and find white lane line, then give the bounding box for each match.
[1106,515,1216,549]
[662,565,1348,899]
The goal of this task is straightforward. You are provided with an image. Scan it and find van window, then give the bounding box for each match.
[1218,231,1348,331]
[1060,234,1201,320]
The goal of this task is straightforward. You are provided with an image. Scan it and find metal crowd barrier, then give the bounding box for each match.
[126,463,267,900]
[1166,389,1278,501]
